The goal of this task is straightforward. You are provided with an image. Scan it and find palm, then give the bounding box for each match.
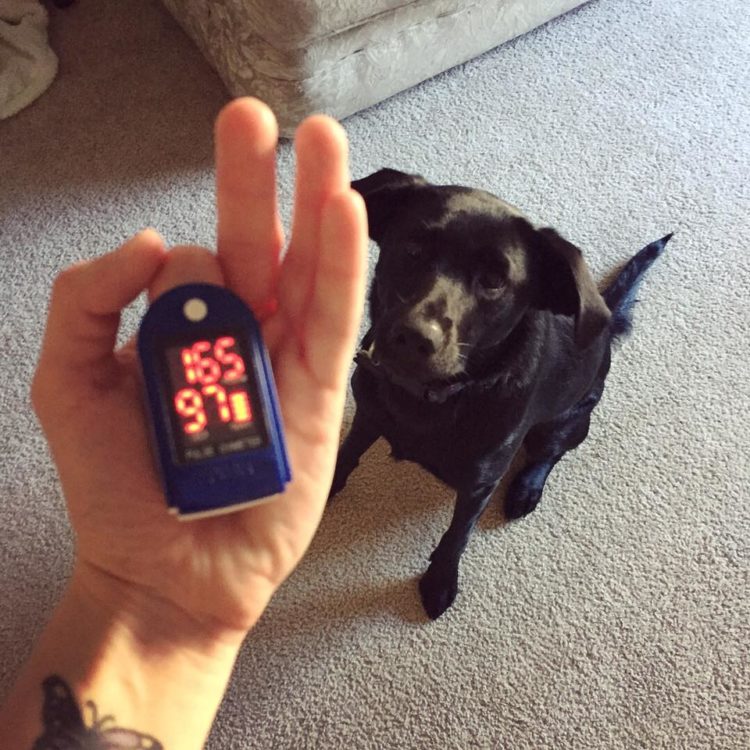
[34,99,366,634]
[60,341,329,632]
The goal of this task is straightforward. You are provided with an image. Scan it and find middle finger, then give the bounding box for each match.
[215,98,283,313]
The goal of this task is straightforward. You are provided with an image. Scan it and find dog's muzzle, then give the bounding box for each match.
[355,344,467,404]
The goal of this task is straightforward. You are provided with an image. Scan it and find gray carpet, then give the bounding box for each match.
[1,0,748,747]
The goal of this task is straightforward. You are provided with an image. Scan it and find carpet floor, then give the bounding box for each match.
[1,0,748,747]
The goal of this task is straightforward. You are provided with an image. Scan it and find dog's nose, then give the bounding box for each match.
[391,320,442,359]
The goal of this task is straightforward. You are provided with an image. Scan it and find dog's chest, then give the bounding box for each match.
[352,367,522,488]
[384,409,458,474]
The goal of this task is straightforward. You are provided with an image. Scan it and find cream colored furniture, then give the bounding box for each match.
[161,0,589,135]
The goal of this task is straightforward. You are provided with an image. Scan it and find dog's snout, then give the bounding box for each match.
[391,320,443,359]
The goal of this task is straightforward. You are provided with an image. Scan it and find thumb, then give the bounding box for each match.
[39,230,167,377]
[147,245,225,303]
[117,246,226,363]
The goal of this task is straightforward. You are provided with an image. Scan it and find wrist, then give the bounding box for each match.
[68,564,242,746]
[0,562,245,749]
[70,559,248,660]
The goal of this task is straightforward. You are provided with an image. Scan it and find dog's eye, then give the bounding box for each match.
[477,271,505,291]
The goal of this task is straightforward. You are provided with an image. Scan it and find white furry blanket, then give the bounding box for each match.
[0,0,57,118]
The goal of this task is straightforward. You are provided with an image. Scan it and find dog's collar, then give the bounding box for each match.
[354,348,470,404]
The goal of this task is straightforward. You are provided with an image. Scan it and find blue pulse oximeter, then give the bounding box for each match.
[138,283,291,519]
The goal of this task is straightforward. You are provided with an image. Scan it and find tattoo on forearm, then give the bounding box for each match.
[32,675,163,749]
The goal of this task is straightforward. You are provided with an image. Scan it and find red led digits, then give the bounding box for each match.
[180,342,219,385]
[202,384,232,422]
[229,391,252,423]
[193,341,222,385]
[174,388,208,434]
[215,336,246,381]
[174,337,253,435]
[181,348,198,384]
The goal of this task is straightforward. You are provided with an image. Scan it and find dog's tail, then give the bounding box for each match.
[602,234,672,338]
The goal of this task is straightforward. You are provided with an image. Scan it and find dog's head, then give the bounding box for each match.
[354,169,611,389]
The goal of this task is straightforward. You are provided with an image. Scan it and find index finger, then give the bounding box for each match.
[215,98,284,314]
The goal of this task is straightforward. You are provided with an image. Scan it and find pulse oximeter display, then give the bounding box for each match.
[162,332,267,464]
[138,284,291,519]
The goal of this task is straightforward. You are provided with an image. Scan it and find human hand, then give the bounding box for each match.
[31,98,368,644]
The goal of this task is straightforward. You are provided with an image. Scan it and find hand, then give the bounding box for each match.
[31,98,368,643]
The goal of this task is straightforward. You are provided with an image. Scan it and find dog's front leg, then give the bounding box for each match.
[419,481,499,619]
[328,407,381,501]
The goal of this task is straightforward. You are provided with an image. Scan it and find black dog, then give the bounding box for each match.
[329,168,671,619]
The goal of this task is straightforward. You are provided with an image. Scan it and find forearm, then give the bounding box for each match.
[0,563,245,749]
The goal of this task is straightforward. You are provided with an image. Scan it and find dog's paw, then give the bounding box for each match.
[327,481,343,505]
[327,466,350,505]
[418,561,459,620]
[504,475,543,520]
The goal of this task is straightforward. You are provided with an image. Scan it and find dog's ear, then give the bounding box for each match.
[518,221,611,348]
[351,168,427,243]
